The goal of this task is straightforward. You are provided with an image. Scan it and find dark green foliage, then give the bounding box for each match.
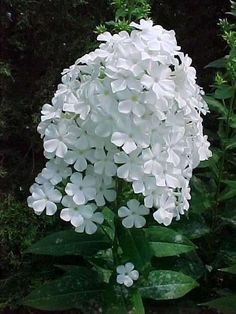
[145,226,196,257]
[0,196,55,309]
[27,229,111,256]
[22,266,105,311]
[139,270,198,301]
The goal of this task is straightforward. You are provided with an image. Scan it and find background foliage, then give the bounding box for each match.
[0,0,234,313]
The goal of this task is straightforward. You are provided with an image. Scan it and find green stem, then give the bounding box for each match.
[127,0,134,23]
[214,90,235,227]
[112,178,122,265]
[112,179,132,311]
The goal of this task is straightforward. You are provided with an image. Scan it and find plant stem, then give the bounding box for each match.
[214,91,235,227]
[112,178,122,265]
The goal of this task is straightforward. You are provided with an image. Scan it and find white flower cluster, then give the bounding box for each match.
[28,19,211,232]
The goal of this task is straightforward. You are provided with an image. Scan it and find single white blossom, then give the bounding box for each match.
[118,199,149,228]
[75,204,104,234]
[27,183,62,215]
[65,173,96,205]
[116,262,139,287]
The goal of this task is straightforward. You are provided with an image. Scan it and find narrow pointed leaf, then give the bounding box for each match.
[214,85,234,100]
[130,290,145,314]
[26,230,111,256]
[172,214,210,239]
[22,268,105,310]
[139,270,198,300]
[145,226,196,257]
[202,294,236,314]
[203,95,227,116]
[205,57,227,68]
[118,227,151,269]
[219,264,236,275]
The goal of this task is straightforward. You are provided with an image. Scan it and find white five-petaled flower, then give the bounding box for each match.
[41,158,72,185]
[27,183,62,215]
[44,120,78,158]
[75,204,104,234]
[65,172,96,205]
[118,199,149,228]
[116,262,139,287]
[60,196,84,227]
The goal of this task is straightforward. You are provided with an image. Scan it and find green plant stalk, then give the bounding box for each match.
[112,178,122,265]
[128,0,135,22]
[214,90,235,227]
[112,179,146,313]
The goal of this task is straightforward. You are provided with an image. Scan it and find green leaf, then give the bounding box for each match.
[118,227,151,270]
[205,57,227,68]
[26,230,111,256]
[220,208,236,226]
[103,285,128,314]
[130,290,145,314]
[139,270,198,300]
[219,264,236,275]
[214,85,234,99]
[152,252,205,280]
[55,265,99,277]
[226,136,236,150]
[203,95,227,116]
[190,176,213,213]
[219,180,236,202]
[172,213,210,240]
[202,294,236,314]
[229,115,236,128]
[102,207,115,240]
[22,267,105,310]
[216,249,236,265]
[145,226,196,257]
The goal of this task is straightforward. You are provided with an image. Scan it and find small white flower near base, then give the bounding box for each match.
[116,262,139,287]
[116,263,139,287]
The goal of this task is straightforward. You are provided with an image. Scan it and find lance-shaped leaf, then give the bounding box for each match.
[139,270,198,300]
[205,57,227,69]
[219,180,236,202]
[203,95,227,116]
[145,226,196,257]
[219,264,236,275]
[118,227,152,270]
[26,229,111,256]
[171,213,210,240]
[220,208,236,227]
[214,85,234,100]
[22,267,105,310]
[201,294,236,314]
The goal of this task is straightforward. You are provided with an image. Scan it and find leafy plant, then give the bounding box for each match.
[96,0,151,33]
[23,206,199,312]
[195,1,236,312]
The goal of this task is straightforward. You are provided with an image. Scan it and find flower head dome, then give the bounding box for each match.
[28,19,211,231]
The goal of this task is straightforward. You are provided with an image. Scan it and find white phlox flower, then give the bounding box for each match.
[118,199,149,228]
[116,262,139,287]
[27,182,62,216]
[28,19,211,232]
[75,204,104,234]
[41,158,72,185]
